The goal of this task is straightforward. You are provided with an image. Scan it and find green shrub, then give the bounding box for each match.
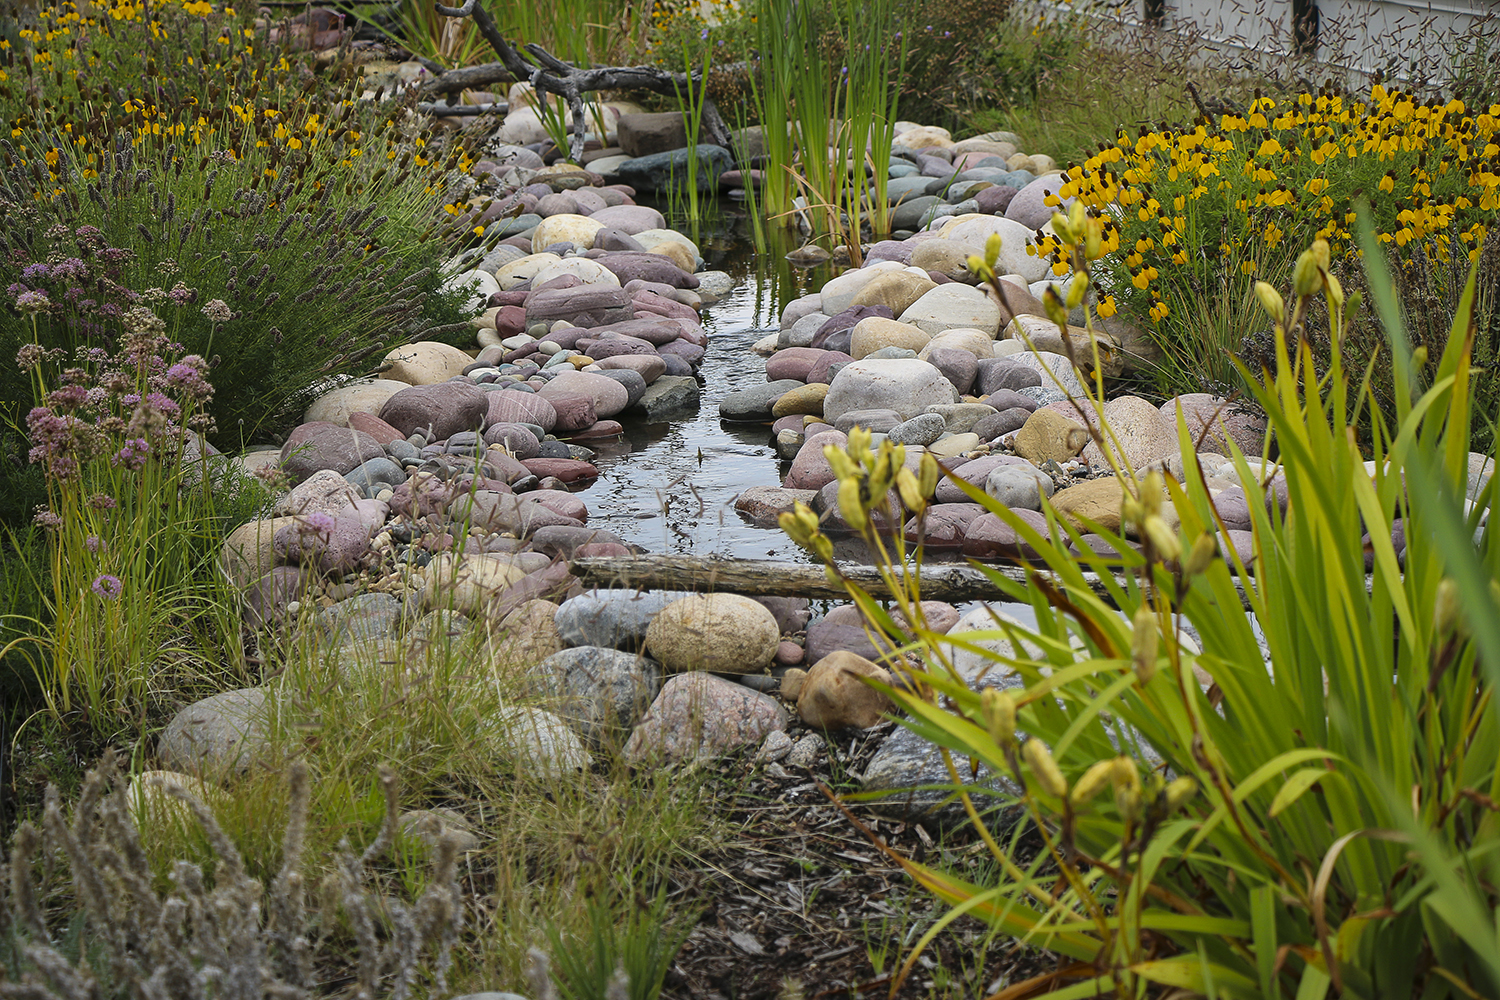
[785,228,1500,996]
[0,0,472,449]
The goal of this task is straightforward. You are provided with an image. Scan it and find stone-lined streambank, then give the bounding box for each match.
[159,122,1494,837]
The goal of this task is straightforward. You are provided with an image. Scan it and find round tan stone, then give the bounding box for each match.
[531,213,605,251]
[770,383,830,418]
[645,593,780,674]
[494,252,563,290]
[422,553,529,619]
[796,651,893,730]
[918,328,996,361]
[221,516,300,589]
[848,317,932,360]
[1013,408,1089,464]
[303,378,410,426]
[898,125,954,149]
[382,341,475,386]
[531,257,622,288]
[849,271,938,316]
[649,240,697,274]
[1048,476,1128,532]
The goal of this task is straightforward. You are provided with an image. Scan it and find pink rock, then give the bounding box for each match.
[378,382,490,440]
[766,347,832,382]
[961,509,1050,560]
[487,390,559,432]
[522,458,599,483]
[903,502,988,548]
[806,351,855,384]
[279,424,385,484]
[784,430,848,491]
[347,411,405,446]
[624,672,788,762]
[775,640,805,666]
[574,542,631,558]
[540,392,598,432]
[528,489,589,521]
[570,420,624,440]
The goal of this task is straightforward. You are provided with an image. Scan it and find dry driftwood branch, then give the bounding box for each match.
[567,554,1261,610]
[420,0,737,160]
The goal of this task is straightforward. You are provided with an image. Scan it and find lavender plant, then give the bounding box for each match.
[10,264,264,728]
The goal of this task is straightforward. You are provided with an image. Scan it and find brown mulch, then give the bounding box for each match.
[661,724,1060,1000]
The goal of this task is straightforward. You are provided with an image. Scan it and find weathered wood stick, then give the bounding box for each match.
[568,555,1127,605]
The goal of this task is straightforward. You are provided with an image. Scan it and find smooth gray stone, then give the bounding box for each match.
[635,375,700,421]
[865,346,918,360]
[345,456,407,496]
[529,646,662,745]
[718,379,805,422]
[887,412,946,447]
[554,589,694,649]
[861,724,1020,829]
[591,368,647,408]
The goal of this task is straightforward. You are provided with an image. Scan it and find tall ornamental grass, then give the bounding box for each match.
[783,216,1500,997]
[0,0,472,448]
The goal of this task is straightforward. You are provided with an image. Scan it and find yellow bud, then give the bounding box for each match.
[847,425,873,464]
[966,254,989,279]
[1065,272,1090,310]
[981,688,1016,746]
[896,467,926,513]
[1050,211,1075,244]
[1311,238,1331,273]
[1068,199,1086,238]
[1023,739,1069,798]
[1142,514,1181,562]
[1043,285,1068,328]
[1183,531,1217,577]
[777,510,806,545]
[1292,246,1324,296]
[1163,776,1198,813]
[1139,471,1164,517]
[837,477,867,532]
[918,452,940,500]
[811,531,835,563]
[1253,281,1285,324]
[984,231,1002,269]
[1111,756,1141,821]
[1434,578,1465,637]
[825,445,857,482]
[1324,272,1344,311]
[1070,759,1115,808]
[1120,495,1144,528]
[1131,605,1159,683]
[1084,216,1103,260]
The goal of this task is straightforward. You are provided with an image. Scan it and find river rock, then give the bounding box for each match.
[850,270,939,316]
[554,590,691,649]
[279,425,386,485]
[733,485,819,526]
[1005,174,1073,230]
[1049,477,1128,532]
[1012,408,1089,464]
[531,213,604,250]
[936,215,1049,282]
[887,412,946,446]
[304,379,410,426]
[537,370,630,418]
[382,342,474,385]
[784,429,849,490]
[771,383,829,418]
[488,599,563,667]
[719,379,806,421]
[378,382,490,441]
[624,672,787,762]
[530,646,662,744]
[796,651,893,730]
[1160,394,1268,458]
[158,688,274,774]
[898,284,1002,337]
[645,593,780,674]
[823,359,958,424]
[482,707,590,779]
[924,347,979,394]
[1081,395,1178,470]
[487,390,559,432]
[904,502,988,546]
[849,317,932,360]
[985,464,1055,510]
[861,724,1019,827]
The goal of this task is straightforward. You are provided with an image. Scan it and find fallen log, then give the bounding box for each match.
[565,554,1204,608]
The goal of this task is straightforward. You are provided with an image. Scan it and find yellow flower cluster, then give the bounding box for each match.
[1029,86,1499,325]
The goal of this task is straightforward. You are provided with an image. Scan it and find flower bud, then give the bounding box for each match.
[811,532,834,563]
[1070,759,1115,808]
[825,445,857,482]
[1138,471,1164,517]
[1324,272,1344,311]
[1050,210,1075,244]
[1043,285,1068,328]
[1292,246,1324,296]
[1434,578,1466,637]
[847,426,873,465]
[838,478,867,532]
[1068,200,1087,239]
[1131,605,1159,683]
[981,688,1016,746]
[1311,238,1331,273]
[984,232,1003,269]
[1065,272,1090,310]
[918,452,940,500]
[967,254,989,280]
[1023,739,1069,798]
[1183,532,1217,577]
[1253,281,1285,324]
[896,467,926,514]
[1142,515,1181,563]
[1163,776,1198,813]
[1111,756,1141,821]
